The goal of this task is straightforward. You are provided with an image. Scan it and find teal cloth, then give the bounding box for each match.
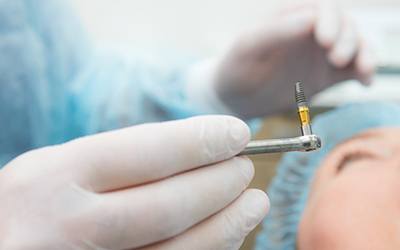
[255,102,400,250]
[1,0,250,167]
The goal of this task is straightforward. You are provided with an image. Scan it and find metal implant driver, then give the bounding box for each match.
[239,82,322,156]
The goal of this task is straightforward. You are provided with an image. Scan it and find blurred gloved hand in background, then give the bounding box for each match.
[189,0,375,119]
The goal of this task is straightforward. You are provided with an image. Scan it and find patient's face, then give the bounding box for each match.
[298,128,400,250]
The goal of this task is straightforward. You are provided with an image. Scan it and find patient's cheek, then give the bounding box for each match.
[297,191,345,250]
[297,171,400,250]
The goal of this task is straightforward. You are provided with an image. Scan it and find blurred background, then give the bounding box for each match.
[70,1,400,249]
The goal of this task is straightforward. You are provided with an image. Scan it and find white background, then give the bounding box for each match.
[71,0,400,106]
[71,0,398,53]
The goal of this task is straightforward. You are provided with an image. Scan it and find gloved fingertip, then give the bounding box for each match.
[234,156,255,185]
[360,76,373,86]
[362,61,376,78]
[356,44,377,80]
[228,116,251,148]
[242,189,270,227]
[315,31,335,49]
[328,51,348,69]
[358,64,376,87]
[351,69,372,86]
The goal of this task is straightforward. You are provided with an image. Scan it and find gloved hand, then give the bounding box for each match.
[214,0,375,118]
[0,116,268,250]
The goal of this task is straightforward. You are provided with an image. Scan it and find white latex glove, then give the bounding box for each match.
[0,116,269,250]
[212,0,375,118]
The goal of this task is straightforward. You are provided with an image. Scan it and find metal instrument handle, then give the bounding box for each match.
[239,135,321,155]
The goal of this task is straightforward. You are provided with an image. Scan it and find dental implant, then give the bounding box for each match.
[295,82,312,136]
[238,82,321,155]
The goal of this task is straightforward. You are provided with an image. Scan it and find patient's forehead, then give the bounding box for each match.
[335,127,400,150]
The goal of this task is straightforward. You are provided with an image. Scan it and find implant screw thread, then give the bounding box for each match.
[295,82,312,135]
[295,82,307,105]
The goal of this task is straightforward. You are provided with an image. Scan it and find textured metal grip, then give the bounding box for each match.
[239,135,321,155]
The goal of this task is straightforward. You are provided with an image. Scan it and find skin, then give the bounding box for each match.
[298,128,400,250]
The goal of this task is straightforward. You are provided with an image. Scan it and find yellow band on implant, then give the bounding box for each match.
[298,106,311,125]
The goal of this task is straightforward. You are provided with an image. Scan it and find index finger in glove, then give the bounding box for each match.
[62,115,250,192]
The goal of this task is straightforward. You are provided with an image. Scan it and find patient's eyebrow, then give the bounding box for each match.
[336,153,369,172]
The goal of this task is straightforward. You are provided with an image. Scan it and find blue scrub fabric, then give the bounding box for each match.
[255,102,400,250]
[0,0,216,167]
